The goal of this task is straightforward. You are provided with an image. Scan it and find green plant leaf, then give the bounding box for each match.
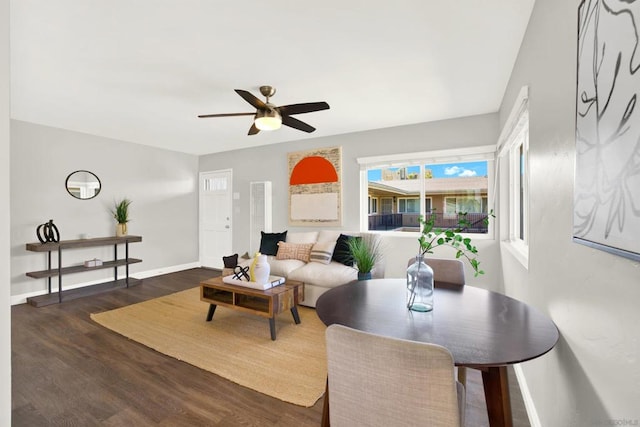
[416,210,494,278]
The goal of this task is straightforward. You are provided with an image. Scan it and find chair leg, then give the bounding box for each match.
[457,367,467,387]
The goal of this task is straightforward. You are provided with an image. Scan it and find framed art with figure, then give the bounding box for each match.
[574,0,640,262]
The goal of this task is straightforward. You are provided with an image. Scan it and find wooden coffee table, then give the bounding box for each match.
[200,276,304,340]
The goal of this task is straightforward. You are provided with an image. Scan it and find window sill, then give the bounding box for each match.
[368,229,496,241]
[501,240,529,269]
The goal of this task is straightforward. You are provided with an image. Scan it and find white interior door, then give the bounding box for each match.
[199,169,233,269]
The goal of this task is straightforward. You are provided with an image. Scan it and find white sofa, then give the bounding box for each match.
[242,230,385,308]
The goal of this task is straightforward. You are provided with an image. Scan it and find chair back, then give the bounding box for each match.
[407,257,466,286]
[325,324,465,427]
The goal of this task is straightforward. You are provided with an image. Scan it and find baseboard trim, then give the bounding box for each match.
[11,262,202,306]
[132,262,201,279]
[513,363,542,427]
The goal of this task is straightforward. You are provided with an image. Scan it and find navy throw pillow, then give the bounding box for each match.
[222,253,238,268]
[259,231,288,256]
[332,234,360,266]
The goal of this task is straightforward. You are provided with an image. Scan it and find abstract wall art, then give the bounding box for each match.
[574,0,640,261]
[288,146,342,226]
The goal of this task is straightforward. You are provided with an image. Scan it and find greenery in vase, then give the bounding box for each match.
[112,198,132,224]
[418,209,494,276]
[346,234,382,274]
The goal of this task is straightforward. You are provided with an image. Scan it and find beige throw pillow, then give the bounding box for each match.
[276,242,314,263]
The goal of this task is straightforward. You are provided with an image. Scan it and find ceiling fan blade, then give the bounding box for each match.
[197,112,255,118]
[235,89,267,110]
[277,102,330,116]
[282,115,316,133]
[248,122,260,135]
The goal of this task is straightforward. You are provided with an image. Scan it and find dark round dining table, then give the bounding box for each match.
[315,278,559,427]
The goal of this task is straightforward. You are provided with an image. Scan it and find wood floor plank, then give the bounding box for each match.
[12,268,530,426]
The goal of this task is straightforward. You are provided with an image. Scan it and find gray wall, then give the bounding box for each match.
[10,121,200,301]
[499,0,640,424]
[1,0,12,420]
[200,113,502,291]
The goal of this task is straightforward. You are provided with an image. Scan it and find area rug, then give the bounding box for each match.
[90,287,327,407]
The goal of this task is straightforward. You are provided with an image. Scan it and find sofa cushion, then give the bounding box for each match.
[286,231,319,244]
[310,241,337,265]
[267,256,306,277]
[276,242,314,263]
[222,253,238,268]
[332,234,360,266]
[259,231,287,256]
[288,261,357,288]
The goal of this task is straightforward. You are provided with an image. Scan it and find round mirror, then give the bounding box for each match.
[65,170,101,200]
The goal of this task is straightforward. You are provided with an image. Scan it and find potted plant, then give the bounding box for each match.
[347,234,382,280]
[112,198,132,237]
[408,209,494,311]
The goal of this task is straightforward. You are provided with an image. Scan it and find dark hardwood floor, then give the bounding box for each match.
[12,268,531,426]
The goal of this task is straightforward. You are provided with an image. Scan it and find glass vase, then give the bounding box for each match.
[406,255,434,312]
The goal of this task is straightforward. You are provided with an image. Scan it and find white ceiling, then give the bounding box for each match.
[10,1,535,156]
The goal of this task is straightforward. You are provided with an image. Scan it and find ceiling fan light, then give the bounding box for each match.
[254,109,282,131]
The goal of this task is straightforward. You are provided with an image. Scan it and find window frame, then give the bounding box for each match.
[357,145,496,239]
[497,86,530,268]
[425,197,433,213]
[397,197,420,214]
[368,196,378,214]
[380,197,393,215]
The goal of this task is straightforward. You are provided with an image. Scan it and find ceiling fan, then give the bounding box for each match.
[198,85,330,135]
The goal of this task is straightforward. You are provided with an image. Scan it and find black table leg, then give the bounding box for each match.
[206,304,217,321]
[269,317,276,341]
[291,306,301,324]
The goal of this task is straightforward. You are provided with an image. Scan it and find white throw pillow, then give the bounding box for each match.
[316,230,342,243]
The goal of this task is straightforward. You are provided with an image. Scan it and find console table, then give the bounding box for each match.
[25,235,142,307]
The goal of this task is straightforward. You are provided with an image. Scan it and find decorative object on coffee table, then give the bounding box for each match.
[112,198,131,237]
[249,252,270,284]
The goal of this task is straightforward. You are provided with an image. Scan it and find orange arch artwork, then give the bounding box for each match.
[290,156,338,185]
[288,146,342,226]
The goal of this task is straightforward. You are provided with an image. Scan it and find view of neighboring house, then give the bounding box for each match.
[367,164,489,232]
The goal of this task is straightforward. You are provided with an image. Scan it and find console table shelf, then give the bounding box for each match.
[26,258,142,279]
[26,278,143,307]
[25,235,142,307]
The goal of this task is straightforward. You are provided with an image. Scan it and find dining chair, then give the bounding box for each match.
[407,256,466,286]
[325,324,465,427]
[406,256,467,385]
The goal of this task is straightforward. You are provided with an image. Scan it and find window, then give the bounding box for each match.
[508,123,528,243]
[497,86,529,267]
[368,197,378,214]
[380,197,393,214]
[444,197,483,215]
[398,198,420,213]
[358,146,495,234]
